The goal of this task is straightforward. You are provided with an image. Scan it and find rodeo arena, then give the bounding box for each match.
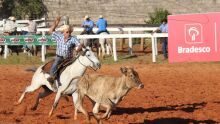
[1,0,220,124]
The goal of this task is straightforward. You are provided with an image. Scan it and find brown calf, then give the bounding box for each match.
[75,67,144,122]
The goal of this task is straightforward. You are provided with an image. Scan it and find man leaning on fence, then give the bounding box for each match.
[153,19,168,60]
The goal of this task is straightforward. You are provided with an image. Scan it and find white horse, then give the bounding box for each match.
[80,32,112,58]
[98,32,112,58]
[16,49,101,118]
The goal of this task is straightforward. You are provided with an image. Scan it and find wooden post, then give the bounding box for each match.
[140,38,144,51]
[119,38,124,51]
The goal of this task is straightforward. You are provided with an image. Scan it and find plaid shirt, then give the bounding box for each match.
[52,31,80,58]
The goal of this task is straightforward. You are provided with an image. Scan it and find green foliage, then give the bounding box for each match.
[1,0,45,19]
[145,8,171,25]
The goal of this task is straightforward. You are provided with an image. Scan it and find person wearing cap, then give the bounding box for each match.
[3,16,18,35]
[96,15,109,34]
[47,16,84,87]
[81,15,94,35]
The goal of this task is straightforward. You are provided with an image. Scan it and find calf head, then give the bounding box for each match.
[120,67,144,89]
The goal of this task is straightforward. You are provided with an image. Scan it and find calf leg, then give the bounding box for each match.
[101,104,112,119]
[31,86,52,111]
[73,91,89,121]
[93,103,100,114]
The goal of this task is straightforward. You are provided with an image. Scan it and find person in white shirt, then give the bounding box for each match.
[3,16,17,35]
[27,17,37,35]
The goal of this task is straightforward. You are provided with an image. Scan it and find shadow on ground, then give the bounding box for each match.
[139,118,217,124]
[113,102,207,115]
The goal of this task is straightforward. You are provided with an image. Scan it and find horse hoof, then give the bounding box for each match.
[14,101,20,106]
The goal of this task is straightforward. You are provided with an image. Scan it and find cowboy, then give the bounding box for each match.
[81,15,94,35]
[96,15,109,34]
[47,16,84,87]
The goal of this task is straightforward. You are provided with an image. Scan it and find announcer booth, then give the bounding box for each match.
[168,12,220,63]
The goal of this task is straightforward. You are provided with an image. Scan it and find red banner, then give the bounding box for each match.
[168,12,220,62]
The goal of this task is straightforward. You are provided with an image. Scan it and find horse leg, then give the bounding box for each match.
[49,90,62,117]
[31,86,52,111]
[106,39,112,55]
[16,82,42,105]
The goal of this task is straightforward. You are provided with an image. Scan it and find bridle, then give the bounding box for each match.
[77,49,99,71]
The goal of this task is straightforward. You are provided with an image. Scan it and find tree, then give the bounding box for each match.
[1,0,46,19]
[145,8,171,25]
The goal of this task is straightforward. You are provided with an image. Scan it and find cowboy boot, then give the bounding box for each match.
[47,76,57,90]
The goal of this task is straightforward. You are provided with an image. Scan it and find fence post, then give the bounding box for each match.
[128,30,133,55]
[112,38,117,61]
[151,35,156,63]
[154,37,158,55]
[140,38,144,51]
[41,31,46,62]
[4,45,8,59]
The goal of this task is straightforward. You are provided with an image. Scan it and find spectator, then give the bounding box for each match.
[3,16,18,35]
[96,15,109,34]
[81,15,94,35]
[47,16,84,89]
[27,17,37,35]
[153,19,168,59]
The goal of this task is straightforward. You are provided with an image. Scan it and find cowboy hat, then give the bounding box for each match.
[9,16,16,21]
[84,15,90,19]
[99,15,103,18]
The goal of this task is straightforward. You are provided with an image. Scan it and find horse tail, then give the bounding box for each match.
[25,67,37,72]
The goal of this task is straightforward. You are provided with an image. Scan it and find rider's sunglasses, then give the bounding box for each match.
[64,31,70,34]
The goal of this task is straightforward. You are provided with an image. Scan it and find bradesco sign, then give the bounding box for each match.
[168,12,220,62]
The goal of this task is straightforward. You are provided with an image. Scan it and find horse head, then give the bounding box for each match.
[78,48,101,70]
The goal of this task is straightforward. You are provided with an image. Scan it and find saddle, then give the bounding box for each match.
[41,57,77,79]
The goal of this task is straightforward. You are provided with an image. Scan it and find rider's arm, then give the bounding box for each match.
[48,16,61,34]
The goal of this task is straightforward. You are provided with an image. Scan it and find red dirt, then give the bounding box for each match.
[1,63,220,124]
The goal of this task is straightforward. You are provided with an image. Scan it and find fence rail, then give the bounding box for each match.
[0,23,166,62]
[1,33,168,63]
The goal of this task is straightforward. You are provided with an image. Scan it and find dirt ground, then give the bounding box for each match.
[1,62,220,124]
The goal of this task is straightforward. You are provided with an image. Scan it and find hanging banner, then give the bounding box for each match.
[0,35,56,45]
[168,12,220,62]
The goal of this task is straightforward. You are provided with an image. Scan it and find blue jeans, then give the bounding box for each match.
[162,38,168,58]
[50,56,64,77]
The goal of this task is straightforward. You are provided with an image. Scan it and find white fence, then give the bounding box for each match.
[2,33,168,63]
[0,18,47,32]
[1,24,168,63]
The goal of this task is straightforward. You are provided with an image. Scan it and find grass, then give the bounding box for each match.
[0,51,168,66]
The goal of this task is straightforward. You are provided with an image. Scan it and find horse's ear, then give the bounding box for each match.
[81,48,89,56]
